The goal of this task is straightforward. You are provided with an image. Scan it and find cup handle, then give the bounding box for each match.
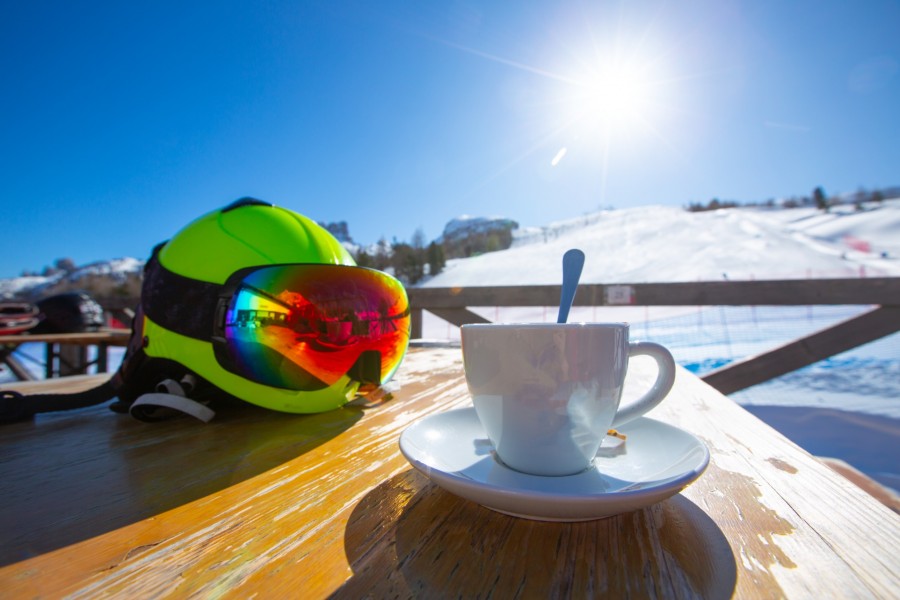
[611,341,676,428]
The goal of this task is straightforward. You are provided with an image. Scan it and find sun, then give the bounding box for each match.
[429,27,680,196]
[593,66,653,117]
[560,57,664,139]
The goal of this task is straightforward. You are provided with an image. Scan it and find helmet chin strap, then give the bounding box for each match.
[129,374,215,423]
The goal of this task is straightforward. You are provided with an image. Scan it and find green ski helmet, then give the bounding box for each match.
[0,198,411,423]
[131,198,411,416]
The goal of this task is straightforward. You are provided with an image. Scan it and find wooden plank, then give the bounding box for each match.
[96,345,109,373]
[1,353,36,381]
[410,308,423,339]
[0,331,130,378]
[1,373,108,394]
[0,349,900,598]
[56,344,89,377]
[702,305,900,394]
[1,350,898,597]
[0,330,131,346]
[44,343,53,379]
[408,277,900,308]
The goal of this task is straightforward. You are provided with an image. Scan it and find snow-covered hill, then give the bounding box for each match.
[0,258,143,301]
[420,200,900,288]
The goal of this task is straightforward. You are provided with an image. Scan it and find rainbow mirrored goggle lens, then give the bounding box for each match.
[211,264,410,392]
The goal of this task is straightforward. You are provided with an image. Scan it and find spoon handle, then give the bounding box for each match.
[558,249,585,323]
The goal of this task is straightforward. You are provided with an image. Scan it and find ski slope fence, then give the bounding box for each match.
[408,276,900,419]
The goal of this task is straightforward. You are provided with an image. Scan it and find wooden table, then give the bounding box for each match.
[1,345,897,598]
[0,330,131,379]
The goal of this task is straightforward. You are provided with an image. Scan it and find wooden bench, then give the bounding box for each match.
[0,330,131,380]
[1,345,897,597]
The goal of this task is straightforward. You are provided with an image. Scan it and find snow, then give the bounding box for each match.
[0,257,144,299]
[422,201,900,288]
[69,257,144,280]
[0,275,53,298]
[414,200,900,423]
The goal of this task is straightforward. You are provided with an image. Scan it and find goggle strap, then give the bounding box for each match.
[142,252,220,342]
[348,350,382,385]
[130,392,216,423]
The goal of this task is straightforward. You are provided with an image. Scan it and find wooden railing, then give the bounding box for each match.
[407,277,900,395]
[0,331,131,380]
[7,278,898,393]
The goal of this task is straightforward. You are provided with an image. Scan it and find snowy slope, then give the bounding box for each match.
[420,200,900,288]
[3,201,896,297]
[0,257,144,300]
[753,203,900,258]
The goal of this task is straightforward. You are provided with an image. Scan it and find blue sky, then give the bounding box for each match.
[2,1,899,278]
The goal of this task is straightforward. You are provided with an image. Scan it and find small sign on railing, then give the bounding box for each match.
[605,285,636,305]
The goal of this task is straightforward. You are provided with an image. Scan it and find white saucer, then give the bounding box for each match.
[399,408,709,522]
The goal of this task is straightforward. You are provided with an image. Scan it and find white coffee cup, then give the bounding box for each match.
[461,322,676,477]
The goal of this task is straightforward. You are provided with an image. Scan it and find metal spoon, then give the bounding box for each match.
[557,249,585,323]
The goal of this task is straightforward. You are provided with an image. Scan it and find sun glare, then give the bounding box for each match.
[435,24,680,198]
[551,147,568,166]
[563,58,663,137]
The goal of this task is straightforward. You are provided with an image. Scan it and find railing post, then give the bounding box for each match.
[58,344,88,377]
[45,342,89,377]
[45,343,54,379]
[96,344,109,373]
[410,308,423,340]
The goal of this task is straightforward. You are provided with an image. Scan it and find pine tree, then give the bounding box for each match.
[427,242,445,276]
[391,243,424,284]
[813,186,828,211]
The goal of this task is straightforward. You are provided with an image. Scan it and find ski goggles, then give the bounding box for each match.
[141,257,410,392]
[211,264,411,391]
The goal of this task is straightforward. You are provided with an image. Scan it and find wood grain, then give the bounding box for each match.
[1,347,898,598]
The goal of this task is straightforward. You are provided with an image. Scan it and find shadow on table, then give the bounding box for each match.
[338,469,737,598]
[0,401,361,566]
